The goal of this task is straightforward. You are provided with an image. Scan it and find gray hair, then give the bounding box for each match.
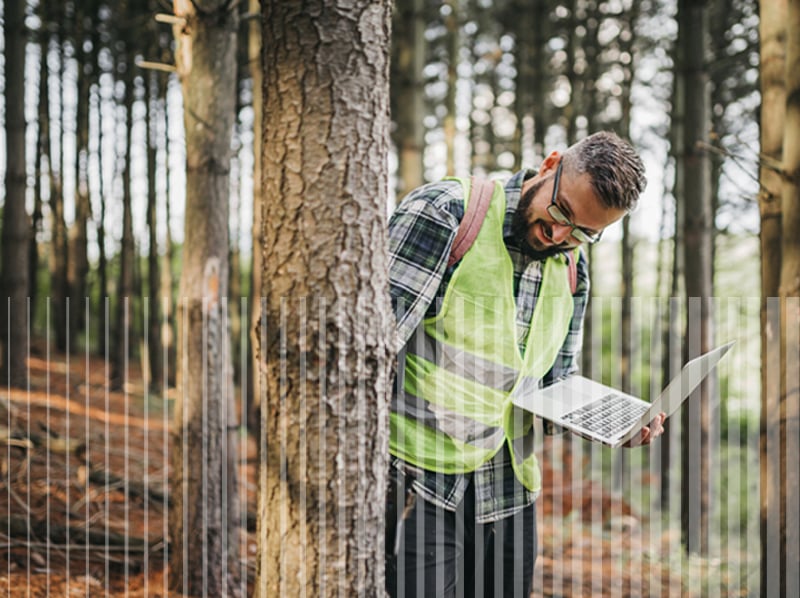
[561,131,647,212]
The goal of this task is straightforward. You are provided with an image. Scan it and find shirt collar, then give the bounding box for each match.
[503,168,537,245]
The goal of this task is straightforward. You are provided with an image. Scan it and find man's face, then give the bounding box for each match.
[513,153,627,258]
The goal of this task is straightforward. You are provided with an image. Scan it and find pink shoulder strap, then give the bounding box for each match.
[447,177,494,267]
[566,250,578,295]
[448,177,579,296]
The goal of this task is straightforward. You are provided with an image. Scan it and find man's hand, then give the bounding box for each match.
[623,412,667,448]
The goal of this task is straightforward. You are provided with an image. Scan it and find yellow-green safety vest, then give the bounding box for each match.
[390,177,575,492]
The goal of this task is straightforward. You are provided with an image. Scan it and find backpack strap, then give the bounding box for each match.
[448,177,580,296]
[447,177,495,267]
[566,249,578,295]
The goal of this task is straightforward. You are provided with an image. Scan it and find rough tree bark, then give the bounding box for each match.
[168,0,241,595]
[777,0,800,595]
[1,0,30,387]
[256,2,393,595]
[678,0,715,557]
[758,0,787,594]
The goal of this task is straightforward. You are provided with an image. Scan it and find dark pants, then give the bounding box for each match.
[385,469,537,598]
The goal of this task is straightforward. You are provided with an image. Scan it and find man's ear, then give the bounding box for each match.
[539,151,561,175]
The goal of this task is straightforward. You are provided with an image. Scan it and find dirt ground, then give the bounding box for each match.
[0,341,258,597]
[0,340,722,597]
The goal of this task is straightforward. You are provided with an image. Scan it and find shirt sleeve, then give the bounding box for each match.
[388,181,463,352]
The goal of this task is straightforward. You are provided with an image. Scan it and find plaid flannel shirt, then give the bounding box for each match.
[388,170,590,523]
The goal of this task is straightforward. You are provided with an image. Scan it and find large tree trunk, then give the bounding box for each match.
[678,0,715,557]
[168,0,241,595]
[256,2,393,595]
[777,1,800,595]
[1,0,30,387]
[758,0,786,594]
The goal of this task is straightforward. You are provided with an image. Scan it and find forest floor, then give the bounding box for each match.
[0,340,750,597]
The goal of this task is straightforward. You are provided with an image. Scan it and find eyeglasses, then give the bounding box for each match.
[546,161,603,244]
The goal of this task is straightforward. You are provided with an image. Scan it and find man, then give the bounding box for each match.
[385,131,666,597]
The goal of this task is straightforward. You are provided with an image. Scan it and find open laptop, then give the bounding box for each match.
[511,341,734,447]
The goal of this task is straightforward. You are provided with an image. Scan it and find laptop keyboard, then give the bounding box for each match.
[561,393,649,439]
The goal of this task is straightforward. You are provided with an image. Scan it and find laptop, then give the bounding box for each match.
[511,341,734,447]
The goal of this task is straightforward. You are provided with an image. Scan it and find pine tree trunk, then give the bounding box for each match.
[67,30,91,352]
[30,28,50,335]
[758,0,786,593]
[247,0,263,438]
[169,0,241,594]
[678,0,714,557]
[778,0,800,594]
[96,76,108,358]
[50,39,69,353]
[111,81,136,391]
[1,0,30,386]
[661,7,687,511]
[444,0,458,176]
[256,2,392,595]
[390,0,426,198]
[146,73,163,390]
[161,75,176,386]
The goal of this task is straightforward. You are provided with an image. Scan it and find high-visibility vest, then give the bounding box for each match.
[390,177,575,492]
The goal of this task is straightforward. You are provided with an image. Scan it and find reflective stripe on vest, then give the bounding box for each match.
[390,177,576,491]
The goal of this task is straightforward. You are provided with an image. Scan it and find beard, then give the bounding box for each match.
[512,179,575,260]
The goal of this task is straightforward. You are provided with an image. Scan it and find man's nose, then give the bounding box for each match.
[550,223,573,244]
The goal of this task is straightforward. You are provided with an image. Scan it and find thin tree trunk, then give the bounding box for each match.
[111,80,136,391]
[68,24,92,352]
[661,6,686,511]
[390,0,426,198]
[613,5,638,494]
[229,160,242,387]
[530,0,549,162]
[444,0,459,176]
[168,0,241,594]
[580,0,601,377]
[146,72,162,390]
[1,0,31,386]
[247,0,263,438]
[30,33,49,335]
[256,2,392,595]
[778,1,800,595]
[161,74,176,387]
[678,0,714,557]
[96,72,109,358]
[50,38,69,353]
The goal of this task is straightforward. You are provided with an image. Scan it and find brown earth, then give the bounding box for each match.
[0,341,728,597]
